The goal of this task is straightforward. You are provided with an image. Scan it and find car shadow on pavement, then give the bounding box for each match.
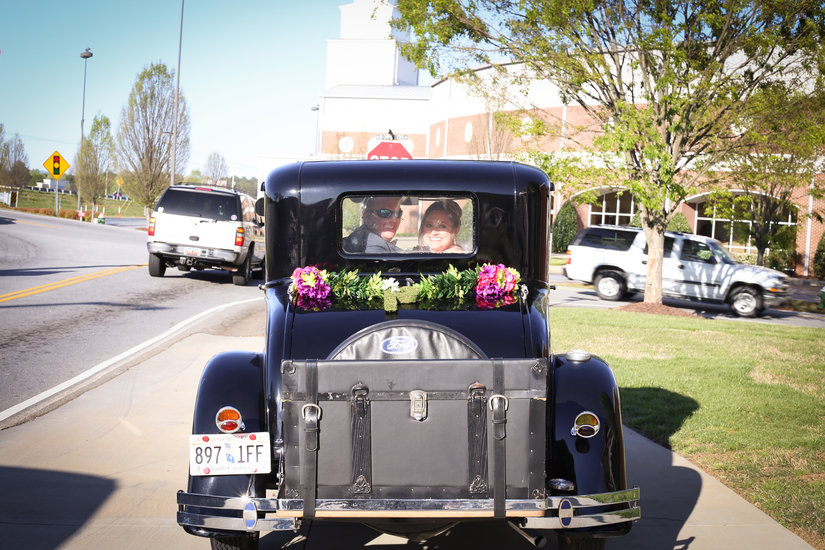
[618,387,701,550]
[260,518,553,549]
[0,466,115,548]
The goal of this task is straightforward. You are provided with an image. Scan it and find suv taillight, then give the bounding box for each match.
[235,227,245,247]
[148,217,156,236]
[566,250,571,264]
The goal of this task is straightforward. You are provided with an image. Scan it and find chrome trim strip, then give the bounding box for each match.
[547,487,640,507]
[176,487,640,532]
[177,511,300,532]
[522,506,642,529]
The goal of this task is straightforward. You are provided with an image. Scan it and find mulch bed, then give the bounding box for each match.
[615,302,699,317]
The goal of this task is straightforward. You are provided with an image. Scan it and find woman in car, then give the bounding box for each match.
[418,199,464,253]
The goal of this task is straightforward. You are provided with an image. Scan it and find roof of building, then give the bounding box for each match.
[321,84,431,100]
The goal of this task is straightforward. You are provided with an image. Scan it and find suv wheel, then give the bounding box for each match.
[148,254,166,277]
[594,271,626,301]
[730,286,762,317]
[232,250,252,286]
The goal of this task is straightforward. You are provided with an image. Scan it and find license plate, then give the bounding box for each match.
[189,432,271,476]
[181,246,206,256]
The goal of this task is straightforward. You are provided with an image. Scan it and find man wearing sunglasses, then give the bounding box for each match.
[343,196,404,253]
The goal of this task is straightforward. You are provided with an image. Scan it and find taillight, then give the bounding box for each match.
[148,217,156,236]
[235,227,245,247]
[571,411,600,438]
[566,250,571,264]
[216,406,243,433]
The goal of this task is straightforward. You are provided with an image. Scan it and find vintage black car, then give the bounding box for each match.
[177,160,640,550]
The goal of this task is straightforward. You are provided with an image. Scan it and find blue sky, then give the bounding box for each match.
[0,0,348,180]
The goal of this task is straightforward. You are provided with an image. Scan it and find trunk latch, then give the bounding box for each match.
[410,390,427,421]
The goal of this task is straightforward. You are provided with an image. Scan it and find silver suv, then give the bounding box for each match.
[147,185,262,285]
[564,225,790,317]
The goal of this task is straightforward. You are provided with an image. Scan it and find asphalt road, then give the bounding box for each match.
[0,209,263,421]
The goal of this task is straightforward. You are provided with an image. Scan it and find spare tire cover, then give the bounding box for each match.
[328,319,487,360]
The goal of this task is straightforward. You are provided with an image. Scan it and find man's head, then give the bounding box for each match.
[363,196,402,241]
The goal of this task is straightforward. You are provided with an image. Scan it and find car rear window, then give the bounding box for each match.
[573,227,638,251]
[340,194,474,255]
[156,189,241,221]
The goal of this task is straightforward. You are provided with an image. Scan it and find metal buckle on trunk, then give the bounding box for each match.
[410,389,428,421]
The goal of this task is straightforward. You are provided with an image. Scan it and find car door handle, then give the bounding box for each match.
[678,264,684,269]
[641,260,647,264]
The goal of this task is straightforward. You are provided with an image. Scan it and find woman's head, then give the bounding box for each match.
[419,200,462,252]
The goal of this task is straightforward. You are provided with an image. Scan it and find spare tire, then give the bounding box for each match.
[327,319,487,360]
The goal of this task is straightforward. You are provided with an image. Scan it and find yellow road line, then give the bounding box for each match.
[10,219,64,229]
[0,264,146,303]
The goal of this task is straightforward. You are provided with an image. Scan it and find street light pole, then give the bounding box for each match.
[79,47,93,209]
[170,0,184,187]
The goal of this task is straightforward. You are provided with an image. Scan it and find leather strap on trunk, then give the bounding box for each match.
[350,384,372,494]
[491,358,507,518]
[467,383,488,495]
[301,359,319,518]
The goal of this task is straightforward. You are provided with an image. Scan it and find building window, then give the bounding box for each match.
[588,190,636,226]
[690,194,798,255]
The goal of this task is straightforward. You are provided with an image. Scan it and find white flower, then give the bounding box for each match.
[382,277,400,293]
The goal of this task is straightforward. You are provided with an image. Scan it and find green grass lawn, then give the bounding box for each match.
[551,307,825,549]
[9,189,145,217]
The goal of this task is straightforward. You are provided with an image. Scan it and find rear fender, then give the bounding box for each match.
[185,351,267,536]
[549,353,627,497]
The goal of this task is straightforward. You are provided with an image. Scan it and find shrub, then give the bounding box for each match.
[765,248,795,272]
[630,211,691,233]
[552,201,579,253]
[668,212,691,233]
[813,232,825,279]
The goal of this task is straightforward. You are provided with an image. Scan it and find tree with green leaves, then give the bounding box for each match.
[116,63,190,214]
[75,114,115,208]
[710,85,825,266]
[394,0,824,304]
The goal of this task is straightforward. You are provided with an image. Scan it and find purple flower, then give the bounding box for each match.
[475,263,520,303]
[291,266,331,301]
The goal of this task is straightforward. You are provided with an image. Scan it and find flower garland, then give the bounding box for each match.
[289,263,522,311]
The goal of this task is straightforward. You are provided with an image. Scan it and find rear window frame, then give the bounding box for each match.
[338,193,477,257]
[155,188,242,222]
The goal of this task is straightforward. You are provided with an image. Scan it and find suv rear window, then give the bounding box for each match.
[573,227,637,251]
[341,194,474,255]
[156,188,241,221]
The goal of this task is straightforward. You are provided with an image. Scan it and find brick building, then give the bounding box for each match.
[307,0,825,276]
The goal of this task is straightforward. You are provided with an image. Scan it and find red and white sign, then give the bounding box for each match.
[367,140,412,160]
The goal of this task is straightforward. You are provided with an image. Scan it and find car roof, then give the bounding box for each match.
[164,184,252,200]
[588,224,708,241]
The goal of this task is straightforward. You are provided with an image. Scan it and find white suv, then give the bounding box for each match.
[147,185,262,285]
[564,225,790,317]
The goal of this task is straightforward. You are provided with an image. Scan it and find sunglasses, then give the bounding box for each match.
[369,208,403,219]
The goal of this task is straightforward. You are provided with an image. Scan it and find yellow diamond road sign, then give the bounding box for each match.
[43,151,70,180]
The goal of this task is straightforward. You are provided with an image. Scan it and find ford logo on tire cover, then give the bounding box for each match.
[381,336,419,355]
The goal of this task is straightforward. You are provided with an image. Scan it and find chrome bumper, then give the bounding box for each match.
[177,488,640,532]
[147,242,239,264]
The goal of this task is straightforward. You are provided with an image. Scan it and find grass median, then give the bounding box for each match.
[551,307,825,549]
